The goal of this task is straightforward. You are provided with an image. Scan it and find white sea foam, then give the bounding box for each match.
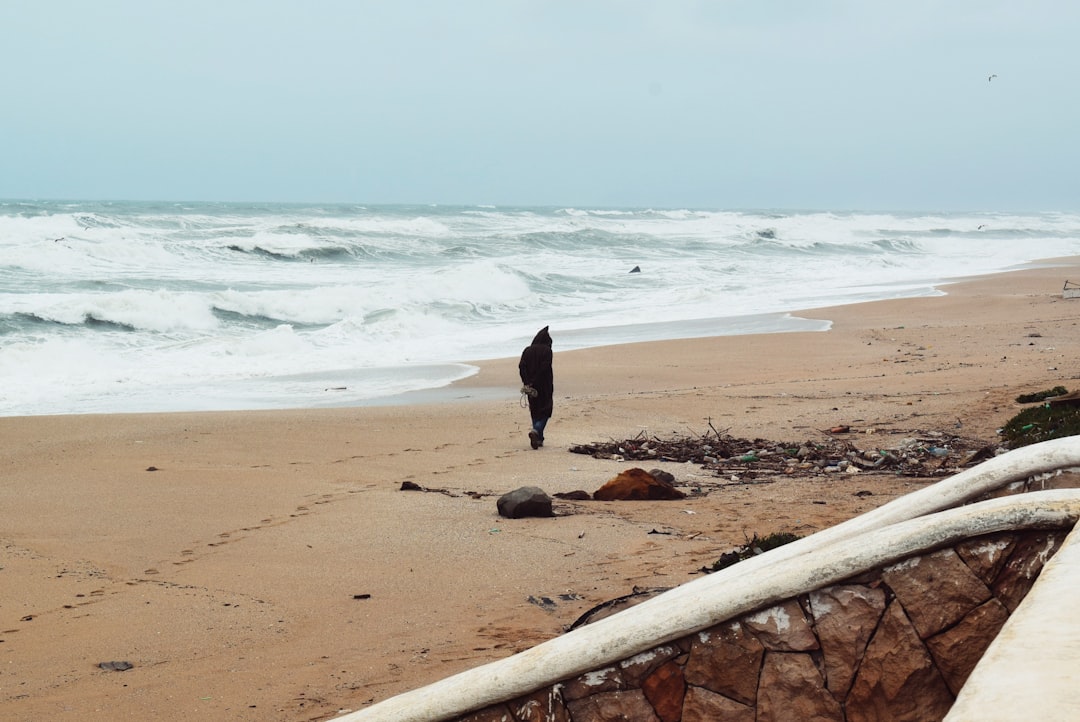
[2,201,1079,416]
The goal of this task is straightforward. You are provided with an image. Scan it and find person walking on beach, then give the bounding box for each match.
[519,326,554,450]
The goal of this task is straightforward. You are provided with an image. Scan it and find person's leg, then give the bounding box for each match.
[532,416,548,445]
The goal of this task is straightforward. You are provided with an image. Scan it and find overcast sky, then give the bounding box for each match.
[2,1,1076,210]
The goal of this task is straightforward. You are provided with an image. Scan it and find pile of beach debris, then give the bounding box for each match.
[568,427,1001,481]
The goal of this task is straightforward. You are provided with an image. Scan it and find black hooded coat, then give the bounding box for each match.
[518,326,554,421]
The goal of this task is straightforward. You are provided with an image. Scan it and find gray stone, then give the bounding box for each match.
[496,486,554,519]
[648,468,676,485]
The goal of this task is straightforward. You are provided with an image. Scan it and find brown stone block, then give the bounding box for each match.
[809,584,886,696]
[618,644,681,686]
[846,601,954,722]
[682,686,755,722]
[975,480,1027,501]
[926,597,1010,695]
[455,704,515,721]
[560,665,627,701]
[509,686,571,722]
[742,599,819,651]
[1029,469,1080,490]
[956,532,1017,585]
[642,660,685,722]
[684,622,765,706]
[757,652,843,722]
[565,689,660,722]
[833,569,883,587]
[882,548,991,638]
[992,530,1066,612]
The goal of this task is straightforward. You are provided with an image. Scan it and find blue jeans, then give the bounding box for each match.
[531,416,549,442]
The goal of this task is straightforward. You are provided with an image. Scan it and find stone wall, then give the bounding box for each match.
[450,527,1067,722]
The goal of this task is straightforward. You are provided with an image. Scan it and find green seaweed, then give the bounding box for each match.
[1001,401,1080,449]
[1015,386,1068,404]
[702,531,803,573]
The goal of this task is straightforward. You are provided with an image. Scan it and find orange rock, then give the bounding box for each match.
[593,468,686,501]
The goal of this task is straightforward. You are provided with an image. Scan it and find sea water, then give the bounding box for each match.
[3,201,1079,417]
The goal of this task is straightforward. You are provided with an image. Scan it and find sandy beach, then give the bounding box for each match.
[3,259,1080,722]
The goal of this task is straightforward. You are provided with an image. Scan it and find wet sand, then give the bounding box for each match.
[2,259,1079,721]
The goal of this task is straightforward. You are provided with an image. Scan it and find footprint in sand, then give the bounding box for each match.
[207,532,233,547]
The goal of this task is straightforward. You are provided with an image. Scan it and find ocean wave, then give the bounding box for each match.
[870,237,923,253]
[296,213,454,238]
[225,242,359,261]
[1,289,220,334]
[210,307,303,330]
[1,310,138,332]
[4,201,1080,416]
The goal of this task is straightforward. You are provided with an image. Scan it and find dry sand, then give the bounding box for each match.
[3,259,1080,721]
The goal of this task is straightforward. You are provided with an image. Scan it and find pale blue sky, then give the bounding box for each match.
[2,1,1076,210]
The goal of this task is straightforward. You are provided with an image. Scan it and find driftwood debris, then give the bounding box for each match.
[568,427,1000,480]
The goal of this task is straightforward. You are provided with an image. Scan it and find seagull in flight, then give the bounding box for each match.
[988,74,998,82]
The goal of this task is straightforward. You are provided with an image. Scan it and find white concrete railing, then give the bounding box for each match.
[945,523,1080,721]
[336,437,1080,722]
